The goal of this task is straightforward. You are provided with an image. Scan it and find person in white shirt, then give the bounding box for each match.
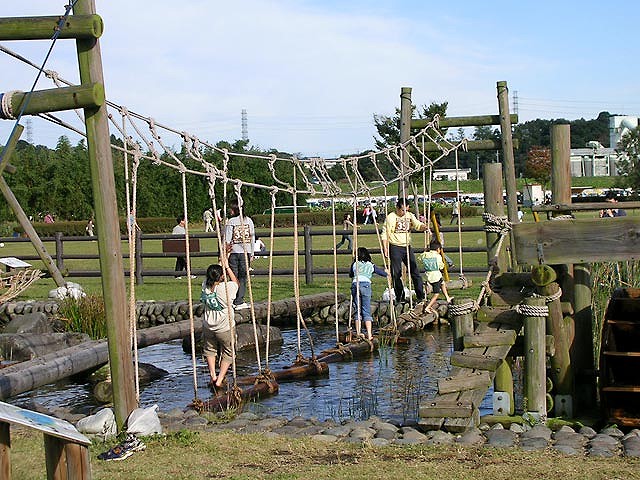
[172,215,187,278]
[224,200,255,309]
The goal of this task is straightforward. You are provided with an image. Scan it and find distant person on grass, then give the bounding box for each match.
[172,215,189,279]
[200,253,238,390]
[336,213,355,251]
[419,240,452,314]
[349,246,387,340]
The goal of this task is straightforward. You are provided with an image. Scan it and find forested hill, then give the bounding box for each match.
[0,136,299,222]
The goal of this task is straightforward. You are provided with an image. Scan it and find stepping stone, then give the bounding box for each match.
[522,425,552,441]
[455,431,486,447]
[520,437,549,451]
[485,429,518,448]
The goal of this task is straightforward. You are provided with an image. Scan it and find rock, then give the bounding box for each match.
[323,425,352,437]
[426,430,455,445]
[600,426,625,439]
[485,429,518,448]
[579,426,597,439]
[401,427,427,442]
[0,332,89,361]
[455,430,486,447]
[552,444,582,456]
[520,437,549,451]
[256,417,288,430]
[375,429,398,441]
[350,427,376,440]
[521,425,552,441]
[311,434,338,443]
[370,437,391,447]
[623,437,640,457]
[3,312,52,334]
[509,423,527,434]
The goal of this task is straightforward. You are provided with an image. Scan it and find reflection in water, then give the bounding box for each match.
[11,324,492,424]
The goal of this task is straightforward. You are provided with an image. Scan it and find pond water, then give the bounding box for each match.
[11,325,493,424]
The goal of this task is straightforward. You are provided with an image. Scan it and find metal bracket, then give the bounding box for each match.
[536,243,545,265]
[492,391,511,415]
[554,394,573,418]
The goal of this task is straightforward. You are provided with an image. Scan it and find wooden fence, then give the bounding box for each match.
[0,225,489,284]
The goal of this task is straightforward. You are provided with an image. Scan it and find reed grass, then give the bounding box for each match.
[56,293,107,340]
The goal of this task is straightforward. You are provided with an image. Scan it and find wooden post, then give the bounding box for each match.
[304,225,313,285]
[450,297,474,351]
[44,434,91,480]
[399,87,412,197]
[523,295,547,416]
[74,0,136,430]
[7,84,104,116]
[0,15,103,40]
[532,266,573,399]
[54,232,64,272]
[573,263,595,411]
[496,81,518,224]
[551,124,572,207]
[0,422,10,480]
[135,231,143,285]
[482,162,508,274]
[0,177,65,286]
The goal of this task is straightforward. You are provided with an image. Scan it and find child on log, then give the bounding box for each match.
[349,246,387,340]
[201,250,238,390]
[419,240,452,314]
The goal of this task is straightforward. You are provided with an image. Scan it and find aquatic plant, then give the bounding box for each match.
[56,294,107,340]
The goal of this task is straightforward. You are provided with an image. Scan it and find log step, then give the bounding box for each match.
[437,371,491,394]
[450,351,502,371]
[463,330,517,348]
[419,400,474,418]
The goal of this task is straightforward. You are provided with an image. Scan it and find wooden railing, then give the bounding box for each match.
[0,225,489,284]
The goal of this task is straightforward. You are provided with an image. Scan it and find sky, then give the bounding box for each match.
[1,0,639,158]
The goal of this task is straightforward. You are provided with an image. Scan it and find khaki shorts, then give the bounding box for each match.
[202,328,233,364]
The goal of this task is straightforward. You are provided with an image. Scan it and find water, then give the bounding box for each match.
[11,325,492,424]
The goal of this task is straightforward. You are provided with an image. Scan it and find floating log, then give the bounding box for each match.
[317,339,377,363]
[193,380,279,412]
[235,360,328,386]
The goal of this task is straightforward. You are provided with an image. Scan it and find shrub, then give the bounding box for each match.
[56,294,107,340]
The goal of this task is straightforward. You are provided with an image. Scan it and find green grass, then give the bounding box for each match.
[10,427,640,480]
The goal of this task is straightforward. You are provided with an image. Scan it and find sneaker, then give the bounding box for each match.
[122,433,146,453]
[189,275,197,279]
[234,302,250,310]
[174,276,182,280]
[98,443,135,462]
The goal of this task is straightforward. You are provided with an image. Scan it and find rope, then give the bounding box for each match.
[122,110,141,403]
[532,287,563,303]
[514,303,549,317]
[447,300,478,316]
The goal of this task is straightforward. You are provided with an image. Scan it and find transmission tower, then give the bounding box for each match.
[241,109,248,141]
[512,90,519,116]
[25,117,33,144]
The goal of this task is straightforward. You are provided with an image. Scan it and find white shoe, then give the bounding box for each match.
[189,275,197,279]
[175,276,182,280]
[234,302,250,310]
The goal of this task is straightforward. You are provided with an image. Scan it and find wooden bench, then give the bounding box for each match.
[162,238,200,255]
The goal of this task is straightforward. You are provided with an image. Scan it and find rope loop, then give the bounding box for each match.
[483,212,512,236]
[515,303,549,317]
[0,90,20,120]
[532,287,562,303]
[448,300,478,316]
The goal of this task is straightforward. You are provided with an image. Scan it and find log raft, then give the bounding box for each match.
[235,360,329,386]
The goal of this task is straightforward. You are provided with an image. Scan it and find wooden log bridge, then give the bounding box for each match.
[192,380,280,413]
[0,293,339,399]
[316,338,378,363]
[419,304,523,432]
[234,359,329,386]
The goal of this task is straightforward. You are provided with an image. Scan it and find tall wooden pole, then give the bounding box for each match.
[483,162,508,274]
[496,81,518,224]
[399,87,412,198]
[523,296,547,417]
[73,0,135,430]
[573,264,595,411]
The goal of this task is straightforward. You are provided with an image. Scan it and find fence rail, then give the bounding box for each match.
[0,225,489,284]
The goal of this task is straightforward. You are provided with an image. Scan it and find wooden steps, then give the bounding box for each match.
[419,316,521,433]
[600,288,640,428]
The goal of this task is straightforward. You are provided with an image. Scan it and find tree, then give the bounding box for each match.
[525,146,551,190]
[616,127,640,190]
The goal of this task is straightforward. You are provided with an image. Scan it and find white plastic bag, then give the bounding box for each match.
[76,408,117,440]
[126,404,162,436]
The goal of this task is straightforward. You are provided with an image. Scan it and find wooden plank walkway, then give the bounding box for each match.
[418,307,522,433]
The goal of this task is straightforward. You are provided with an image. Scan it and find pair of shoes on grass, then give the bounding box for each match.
[98,434,146,461]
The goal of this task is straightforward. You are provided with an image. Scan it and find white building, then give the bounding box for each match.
[569,115,637,177]
[432,168,472,181]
